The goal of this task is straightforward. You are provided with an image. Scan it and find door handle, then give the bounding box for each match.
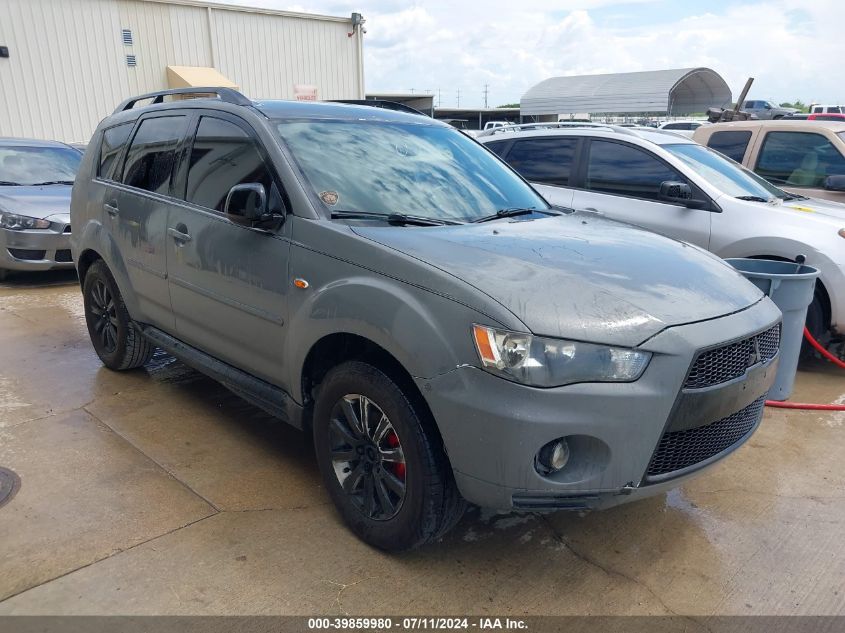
[168,226,192,244]
[103,201,119,217]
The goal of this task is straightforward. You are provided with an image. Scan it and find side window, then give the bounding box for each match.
[505,137,578,186]
[756,131,845,187]
[121,116,186,194]
[98,122,133,180]
[185,117,279,213]
[706,130,752,163]
[585,140,685,201]
[484,140,510,158]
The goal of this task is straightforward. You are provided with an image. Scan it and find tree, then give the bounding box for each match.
[779,100,808,112]
[496,103,519,108]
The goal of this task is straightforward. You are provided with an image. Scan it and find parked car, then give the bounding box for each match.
[658,120,709,138]
[479,124,845,347]
[742,100,798,120]
[810,104,844,115]
[693,120,845,203]
[0,137,82,280]
[72,88,780,550]
[809,113,845,122]
[483,120,511,131]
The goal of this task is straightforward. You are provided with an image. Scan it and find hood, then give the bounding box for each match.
[779,196,845,220]
[0,185,72,220]
[353,213,763,347]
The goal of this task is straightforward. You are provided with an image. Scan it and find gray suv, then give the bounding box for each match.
[71,88,781,550]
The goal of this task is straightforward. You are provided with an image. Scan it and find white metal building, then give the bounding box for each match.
[521,68,732,118]
[0,0,366,143]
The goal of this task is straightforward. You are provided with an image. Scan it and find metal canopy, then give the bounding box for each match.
[520,68,732,116]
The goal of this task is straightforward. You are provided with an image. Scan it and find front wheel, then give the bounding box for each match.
[313,361,465,550]
[82,260,155,370]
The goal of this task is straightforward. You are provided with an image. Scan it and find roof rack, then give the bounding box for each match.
[330,99,429,117]
[113,87,252,114]
[476,121,636,138]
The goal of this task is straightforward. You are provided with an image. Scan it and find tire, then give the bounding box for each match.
[82,260,155,370]
[800,293,826,361]
[313,361,466,551]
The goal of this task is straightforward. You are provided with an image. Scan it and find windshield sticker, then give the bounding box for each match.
[320,191,339,206]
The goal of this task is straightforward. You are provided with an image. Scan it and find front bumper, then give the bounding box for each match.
[418,298,782,511]
[0,225,74,272]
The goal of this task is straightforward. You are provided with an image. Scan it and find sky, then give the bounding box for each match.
[211,0,843,108]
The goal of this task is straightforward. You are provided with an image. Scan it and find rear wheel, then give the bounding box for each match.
[313,361,465,550]
[801,293,827,360]
[82,260,154,370]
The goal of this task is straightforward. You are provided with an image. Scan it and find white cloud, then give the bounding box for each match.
[210,0,844,107]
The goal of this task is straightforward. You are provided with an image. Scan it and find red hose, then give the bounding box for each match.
[764,327,845,410]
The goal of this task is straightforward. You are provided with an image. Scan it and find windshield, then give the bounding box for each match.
[0,146,81,186]
[274,120,548,222]
[664,143,789,200]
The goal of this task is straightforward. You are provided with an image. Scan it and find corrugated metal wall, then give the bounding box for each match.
[0,0,364,143]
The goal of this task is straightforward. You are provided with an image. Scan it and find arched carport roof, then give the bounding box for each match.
[520,68,732,116]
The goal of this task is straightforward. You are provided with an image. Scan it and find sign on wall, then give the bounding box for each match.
[294,84,318,101]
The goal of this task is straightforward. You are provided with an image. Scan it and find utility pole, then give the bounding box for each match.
[437,88,441,108]
[483,84,489,108]
[456,88,460,108]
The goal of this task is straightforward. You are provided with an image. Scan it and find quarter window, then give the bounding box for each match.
[706,130,752,163]
[121,116,186,194]
[484,140,510,158]
[186,117,278,213]
[585,140,685,201]
[98,123,133,180]
[505,138,578,186]
[756,131,845,187]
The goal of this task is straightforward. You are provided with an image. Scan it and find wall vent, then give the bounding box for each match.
[126,54,137,67]
[122,29,133,45]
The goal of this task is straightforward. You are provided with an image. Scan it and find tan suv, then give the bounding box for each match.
[693,120,845,203]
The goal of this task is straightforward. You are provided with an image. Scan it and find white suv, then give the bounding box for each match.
[478,124,845,347]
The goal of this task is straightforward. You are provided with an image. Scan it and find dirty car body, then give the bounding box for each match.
[71,90,780,549]
[0,138,80,278]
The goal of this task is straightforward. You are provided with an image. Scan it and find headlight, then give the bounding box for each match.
[472,324,651,387]
[0,210,51,230]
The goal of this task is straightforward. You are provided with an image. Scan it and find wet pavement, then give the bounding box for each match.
[0,270,843,616]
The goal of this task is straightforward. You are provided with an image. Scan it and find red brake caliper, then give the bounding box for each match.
[386,431,406,479]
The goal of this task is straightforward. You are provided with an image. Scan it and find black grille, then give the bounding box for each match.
[8,248,45,261]
[55,249,73,262]
[684,324,780,389]
[647,396,765,478]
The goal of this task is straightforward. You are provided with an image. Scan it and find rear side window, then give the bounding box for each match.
[505,137,578,186]
[121,116,187,195]
[98,123,133,180]
[706,130,752,163]
[484,140,510,157]
[757,131,845,187]
[585,140,685,201]
[185,117,278,213]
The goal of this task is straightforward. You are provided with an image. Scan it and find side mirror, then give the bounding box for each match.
[224,183,267,226]
[764,104,772,110]
[824,175,845,192]
[659,181,693,204]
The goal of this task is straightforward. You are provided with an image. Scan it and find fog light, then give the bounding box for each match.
[536,438,570,474]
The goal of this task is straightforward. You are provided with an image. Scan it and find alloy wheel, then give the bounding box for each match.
[329,394,407,520]
[89,279,119,354]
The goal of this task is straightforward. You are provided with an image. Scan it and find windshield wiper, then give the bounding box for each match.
[782,192,809,201]
[471,207,542,223]
[32,180,75,186]
[0,181,23,186]
[735,195,772,203]
[330,210,463,226]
